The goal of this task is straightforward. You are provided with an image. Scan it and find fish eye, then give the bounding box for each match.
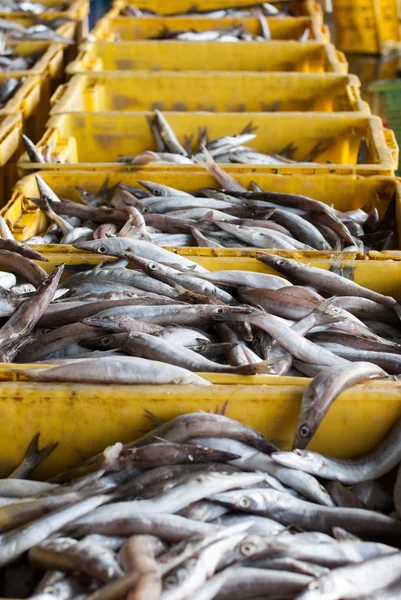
[239,496,251,508]
[276,259,285,265]
[149,263,157,270]
[164,576,177,588]
[240,542,255,555]
[299,424,310,438]
[216,308,224,314]
[142,207,149,213]
[194,345,205,352]
[153,189,161,196]
[101,336,112,346]
[98,246,108,254]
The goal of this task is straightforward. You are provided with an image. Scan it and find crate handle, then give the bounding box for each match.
[384,128,399,166]
[335,51,348,73]
[50,84,69,108]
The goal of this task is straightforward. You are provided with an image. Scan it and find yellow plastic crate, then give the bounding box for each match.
[112,0,323,18]
[4,39,66,133]
[332,0,401,55]
[0,247,400,476]
[0,114,24,206]
[49,72,368,114]
[91,14,329,42]
[0,0,89,43]
[17,112,398,177]
[0,75,42,142]
[66,40,347,75]
[4,170,400,243]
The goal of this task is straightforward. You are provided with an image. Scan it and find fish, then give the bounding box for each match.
[293,362,387,450]
[18,356,212,386]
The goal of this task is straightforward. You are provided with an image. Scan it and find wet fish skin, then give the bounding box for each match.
[17,355,212,386]
[211,488,401,538]
[258,254,401,314]
[0,239,48,262]
[0,264,64,360]
[29,536,123,582]
[297,552,401,600]
[0,249,47,286]
[0,495,110,567]
[17,323,108,363]
[73,238,208,272]
[215,567,311,599]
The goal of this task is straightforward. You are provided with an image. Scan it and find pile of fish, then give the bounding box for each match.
[0,227,399,446]
[2,413,401,599]
[16,170,395,251]
[0,18,74,43]
[23,110,367,167]
[121,1,298,18]
[146,19,309,42]
[119,112,321,166]
[0,46,42,71]
[0,1,69,14]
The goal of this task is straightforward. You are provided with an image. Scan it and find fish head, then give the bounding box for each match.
[258,254,297,277]
[292,387,323,450]
[73,238,130,256]
[137,180,169,197]
[218,533,274,569]
[84,333,127,350]
[272,449,327,474]
[124,253,162,276]
[213,489,270,513]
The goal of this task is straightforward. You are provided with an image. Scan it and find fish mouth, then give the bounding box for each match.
[73,241,94,250]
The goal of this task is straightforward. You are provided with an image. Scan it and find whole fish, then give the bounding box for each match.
[18,356,212,386]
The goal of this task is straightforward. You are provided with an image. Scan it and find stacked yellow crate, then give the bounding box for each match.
[0,1,89,200]
[1,0,401,463]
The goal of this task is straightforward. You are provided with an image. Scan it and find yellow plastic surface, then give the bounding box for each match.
[4,171,401,242]
[112,0,323,18]
[0,115,23,207]
[0,0,89,43]
[17,112,398,177]
[332,0,401,55]
[0,249,401,476]
[0,75,42,141]
[66,40,347,75]
[50,72,368,114]
[91,14,329,42]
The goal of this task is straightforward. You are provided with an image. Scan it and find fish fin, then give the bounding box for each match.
[144,408,165,427]
[215,399,230,416]
[76,447,90,462]
[240,120,258,135]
